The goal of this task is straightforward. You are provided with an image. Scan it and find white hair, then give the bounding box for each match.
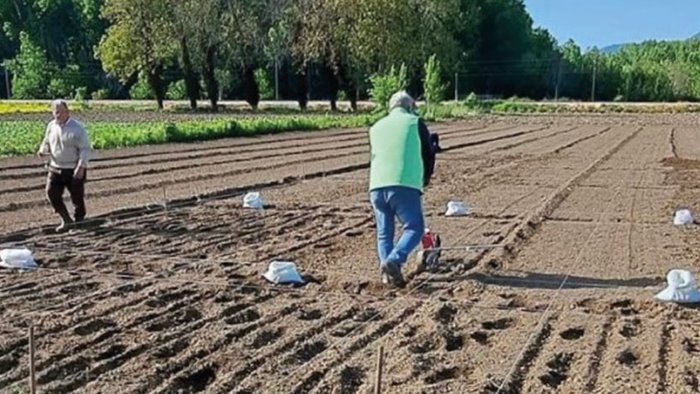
[388,90,415,111]
[51,99,69,111]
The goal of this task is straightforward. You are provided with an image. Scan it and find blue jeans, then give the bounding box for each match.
[370,186,425,267]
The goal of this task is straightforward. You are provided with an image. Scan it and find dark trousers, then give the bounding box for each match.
[46,168,87,222]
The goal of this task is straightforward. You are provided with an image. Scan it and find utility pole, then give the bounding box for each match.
[454,72,458,101]
[554,57,562,101]
[591,57,597,102]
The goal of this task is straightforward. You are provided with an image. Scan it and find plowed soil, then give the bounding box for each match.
[1,114,700,393]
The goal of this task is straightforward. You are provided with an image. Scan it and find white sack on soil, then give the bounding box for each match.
[243,192,265,209]
[0,248,38,271]
[655,269,700,303]
[673,209,694,226]
[445,201,470,217]
[263,261,305,285]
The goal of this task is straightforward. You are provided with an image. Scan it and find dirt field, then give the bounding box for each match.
[1,114,700,393]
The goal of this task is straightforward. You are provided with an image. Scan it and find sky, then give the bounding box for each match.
[523,0,700,50]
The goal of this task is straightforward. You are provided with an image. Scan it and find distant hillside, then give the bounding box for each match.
[600,32,700,54]
[600,43,627,54]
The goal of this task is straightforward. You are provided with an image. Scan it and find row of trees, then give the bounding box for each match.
[2,0,700,109]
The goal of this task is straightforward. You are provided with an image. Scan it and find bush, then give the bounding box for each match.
[6,32,53,99]
[423,54,446,111]
[92,89,110,100]
[166,80,187,100]
[74,87,88,101]
[48,78,72,98]
[368,64,408,112]
[130,78,153,99]
[464,92,478,105]
[255,68,274,100]
[74,87,90,110]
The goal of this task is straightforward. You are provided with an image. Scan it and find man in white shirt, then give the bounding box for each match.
[37,99,92,232]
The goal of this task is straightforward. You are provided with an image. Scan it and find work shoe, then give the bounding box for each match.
[56,216,74,233]
[380,261,405,288]
[379,267,389,284]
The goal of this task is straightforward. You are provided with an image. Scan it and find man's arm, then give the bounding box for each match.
[37,124,51,156]
[417,118,435,186]
[74,123,91,178]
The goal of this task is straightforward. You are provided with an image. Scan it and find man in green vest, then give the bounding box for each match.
[369,91,436,287]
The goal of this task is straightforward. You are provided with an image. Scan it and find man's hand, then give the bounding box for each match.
[73,166,86,180]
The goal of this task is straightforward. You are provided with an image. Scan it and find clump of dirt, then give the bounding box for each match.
[683,338,699,354]
[249,328,284,349]
[424,367,459,384]
[617,349,639,367]
[619,318,641,338]
[482,318,514,330]
[225,309,261,325]
[610,299,638,316]
[560,327,585,340]
[298,309,323,321]
[434,304,458,324]
[470,331,489,345]
[539,352,573,388]
[440,329,464,351]
[171,365,217,393]
[339,366,365,394]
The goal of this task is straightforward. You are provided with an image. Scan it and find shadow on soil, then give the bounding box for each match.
[462,271,664,290]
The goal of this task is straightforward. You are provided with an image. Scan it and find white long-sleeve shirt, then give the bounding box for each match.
[39,118,91,169]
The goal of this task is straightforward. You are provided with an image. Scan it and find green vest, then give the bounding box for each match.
[368,107,424,192]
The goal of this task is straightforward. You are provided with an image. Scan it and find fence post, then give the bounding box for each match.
[2,62,10,99]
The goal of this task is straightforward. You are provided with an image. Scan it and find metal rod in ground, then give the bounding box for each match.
[28,325,36,394]
[375,345,384,394]
[421,243,505,252]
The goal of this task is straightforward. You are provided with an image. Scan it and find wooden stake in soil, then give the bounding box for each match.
[375,345,384,394]
[28,325,36,394]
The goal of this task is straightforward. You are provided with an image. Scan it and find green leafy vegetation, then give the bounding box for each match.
[0,115,381,157]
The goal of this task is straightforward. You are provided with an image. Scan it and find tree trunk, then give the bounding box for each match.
[324,65,339,111]
[337,63,357,112]
[243,65,259,110]
[147,64,166,109]
[202,45,219,111]
[180,37,199,110]
[296,69,308,111]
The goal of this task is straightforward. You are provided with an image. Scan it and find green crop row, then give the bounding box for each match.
[0,114,382,157]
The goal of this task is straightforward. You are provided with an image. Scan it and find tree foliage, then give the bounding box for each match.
[2,0,700,104]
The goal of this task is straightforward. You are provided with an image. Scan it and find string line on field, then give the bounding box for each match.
[0,229,653,333]
[1,121,521,239]
[266,152,646,393]
[0,240,657,298]
[0,270,638,336]
[494,156,649,393]
[265,264,445,393]
[0,169,375,237]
